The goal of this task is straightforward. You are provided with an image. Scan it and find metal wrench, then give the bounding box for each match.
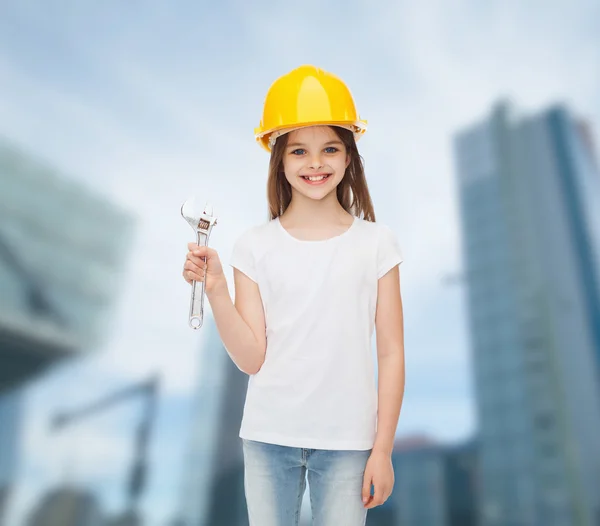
[181,198,218,329]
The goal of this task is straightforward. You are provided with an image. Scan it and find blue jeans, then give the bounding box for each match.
[242,438,372,526]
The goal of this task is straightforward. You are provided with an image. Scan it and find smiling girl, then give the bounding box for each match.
[183,65,405,526]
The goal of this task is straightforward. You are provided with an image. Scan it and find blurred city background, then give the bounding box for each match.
[0,1,598,525]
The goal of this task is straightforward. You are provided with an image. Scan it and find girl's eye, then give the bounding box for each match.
[290,147,338,155]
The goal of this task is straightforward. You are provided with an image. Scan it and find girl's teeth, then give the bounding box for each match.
[306,176,327,181]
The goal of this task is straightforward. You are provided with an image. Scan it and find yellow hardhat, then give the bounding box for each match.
[254,64,368,152]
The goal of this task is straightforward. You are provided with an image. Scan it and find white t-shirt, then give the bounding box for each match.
[229,215,404,450]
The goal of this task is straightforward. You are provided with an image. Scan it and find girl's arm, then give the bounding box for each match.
[373,265,405,455]
[362,265,405,508]
[206,270,267,375]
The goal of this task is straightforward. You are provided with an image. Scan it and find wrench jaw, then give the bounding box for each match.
[197,211,218,235]
[181,200,218,232]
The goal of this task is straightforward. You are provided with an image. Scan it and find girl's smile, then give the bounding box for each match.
[300,173,332,185]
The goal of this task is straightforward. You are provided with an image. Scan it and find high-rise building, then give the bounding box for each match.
[369,436,478,526]
[25,486,104,526]
[453,102,600,526]
[0,138,134,524]
[179,315,249,526]
[0,390,22,526]
[0,138,135,390]
[443,440,480,526]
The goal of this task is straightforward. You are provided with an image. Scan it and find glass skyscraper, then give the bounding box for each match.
[0,139,134,383]
[179,315,249,526]
[369,437,478,526]
[0,138,134,524]
[0,390,22,526]
[453,102,600,526]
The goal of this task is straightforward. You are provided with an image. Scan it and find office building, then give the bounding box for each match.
[453,102,600,525]
[179,315,249,526]
[25,486,104,526]
[0,138,134,524]
[0,390,22,526]
[369,436,478,526]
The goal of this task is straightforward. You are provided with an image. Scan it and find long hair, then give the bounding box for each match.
[266,126,376,222]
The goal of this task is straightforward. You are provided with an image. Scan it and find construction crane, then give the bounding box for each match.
[49,375,160,526]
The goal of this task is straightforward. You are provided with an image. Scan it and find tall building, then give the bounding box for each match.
[0,138,134,524]
[25,487,104,526]
[453,102,600,526]
[0,390,22,526]
[369,436,478,526]
[179,315,249,526]
[0,138,135,389]
[444,440,480,526]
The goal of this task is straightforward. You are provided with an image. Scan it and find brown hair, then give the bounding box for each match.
[266,126,376,222]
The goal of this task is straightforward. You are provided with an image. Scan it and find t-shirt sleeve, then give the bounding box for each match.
[229,230,258,283]
[377,224,404,279]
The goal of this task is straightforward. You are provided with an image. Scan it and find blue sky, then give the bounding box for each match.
[1,1,598,524]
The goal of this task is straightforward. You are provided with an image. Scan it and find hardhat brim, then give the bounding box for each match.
[255,120,368,152]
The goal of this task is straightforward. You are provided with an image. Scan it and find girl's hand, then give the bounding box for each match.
[362,450,394,509]
[183,242,226,294]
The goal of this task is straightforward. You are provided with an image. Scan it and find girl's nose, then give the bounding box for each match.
[308,154,324,170]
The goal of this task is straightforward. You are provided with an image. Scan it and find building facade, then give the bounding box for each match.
[0,138,134,524]
[0,390,22,526]
[453,102,600,526]
[370,436,478,526]
[25,487,104,526]
[179,315,249,526]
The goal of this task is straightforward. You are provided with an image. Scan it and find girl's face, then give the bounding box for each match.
[281,126,350,202]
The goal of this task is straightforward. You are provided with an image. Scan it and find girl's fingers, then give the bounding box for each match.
[183,259,205,283]
[186,252,207,268]
[183,245,215,285]
[185,257,204,273]
[187,242,206,254]
[185,270,203,282]
[362,475,372,506]
[184,269,204,283]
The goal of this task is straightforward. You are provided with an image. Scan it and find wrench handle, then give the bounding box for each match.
[189,230,209,329]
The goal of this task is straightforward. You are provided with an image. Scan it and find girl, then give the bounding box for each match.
[182,65,405,526]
